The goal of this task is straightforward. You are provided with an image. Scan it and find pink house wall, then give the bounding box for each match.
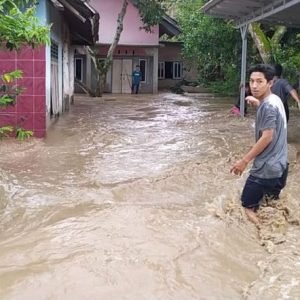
[90,0,159,46]
[0,46,46,138]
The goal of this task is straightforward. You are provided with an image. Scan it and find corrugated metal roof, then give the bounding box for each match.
[201,0,300,28]
[52,0,99,45]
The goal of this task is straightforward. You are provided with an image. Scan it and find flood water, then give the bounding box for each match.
[1,93,300,299]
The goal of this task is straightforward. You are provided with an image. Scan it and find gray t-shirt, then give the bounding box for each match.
[250,93,288,179]
[271,78,293,104]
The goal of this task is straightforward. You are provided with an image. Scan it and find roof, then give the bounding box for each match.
[51,0,99,45]
[201,0,300,28]
[129,0,181,37]
[159,15,181,37]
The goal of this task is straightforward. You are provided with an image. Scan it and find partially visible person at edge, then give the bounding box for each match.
[230,82,252,116]
[230,64,288,227]
[131,65,142,94]
[272,64,300,122]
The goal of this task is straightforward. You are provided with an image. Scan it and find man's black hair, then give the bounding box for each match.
[248,64,275,81]
[274,64,283,77]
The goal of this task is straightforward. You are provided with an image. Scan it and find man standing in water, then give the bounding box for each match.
[272,64,300,122]
[230,64,288,226]
[131,65,142,94]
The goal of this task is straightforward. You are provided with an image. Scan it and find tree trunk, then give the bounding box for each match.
[89,0,128,97]
[271,25,287,45]
[249,23,287,64]
[106,0,128,65]
[248,23,272,64]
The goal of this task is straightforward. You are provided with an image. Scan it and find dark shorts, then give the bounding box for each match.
[241,165,289,209]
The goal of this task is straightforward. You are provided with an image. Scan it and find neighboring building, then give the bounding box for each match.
[158,41,198,90]
[0,0,99,137]
[74,0,182,95]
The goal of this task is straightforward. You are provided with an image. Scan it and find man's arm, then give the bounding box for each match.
[230,129,274,175]
[246,95,260,107]
[290,89,300,109]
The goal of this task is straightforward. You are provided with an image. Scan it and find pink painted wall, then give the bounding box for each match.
[0,46,46,138]
[90,0,159,45]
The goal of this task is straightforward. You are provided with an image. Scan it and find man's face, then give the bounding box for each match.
[249,71,272,100]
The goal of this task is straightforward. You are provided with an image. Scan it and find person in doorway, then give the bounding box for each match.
[272,64,300,122]
[230,82,251,116]
[131,65,142,94]
[230,64,288,227]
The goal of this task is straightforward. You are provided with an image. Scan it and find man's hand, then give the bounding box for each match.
[246,96,260,107]
[230,159,248,176]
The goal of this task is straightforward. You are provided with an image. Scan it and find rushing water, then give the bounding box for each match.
[1,93,300,300]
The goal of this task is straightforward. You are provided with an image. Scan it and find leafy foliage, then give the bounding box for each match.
[0,70,24,107]
[248,24,300,86]
[0,125,13,139]
[135,0,165,32]
[0,0,50,50]
[16,127,33,140]
[175,0,240,95]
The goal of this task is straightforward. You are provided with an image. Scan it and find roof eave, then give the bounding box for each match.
[56,0,99,45]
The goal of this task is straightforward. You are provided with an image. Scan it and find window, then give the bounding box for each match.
[139,59,147,82]
[158,62,165,79]
[165,62,173,79]
[51,40,59,60]
[160,61,183,80]
[75,58,83,81]
[173,62,182,79]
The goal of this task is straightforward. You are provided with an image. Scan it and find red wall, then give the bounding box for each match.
[0,46,46,138]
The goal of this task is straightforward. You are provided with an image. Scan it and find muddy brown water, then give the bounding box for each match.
[1,93,300,300]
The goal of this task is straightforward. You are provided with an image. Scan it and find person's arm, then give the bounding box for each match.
[290,89,300,109]
[246,95,260,107]
[282,79,300,108]
[230,128,274,176]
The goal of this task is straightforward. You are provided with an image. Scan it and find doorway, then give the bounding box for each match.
[112,59,132,93]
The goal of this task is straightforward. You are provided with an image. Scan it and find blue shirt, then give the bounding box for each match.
[132,70,142,85]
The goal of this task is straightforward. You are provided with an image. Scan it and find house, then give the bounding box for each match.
[74,0,183,95]
[158,41,198,90]
[0,0,99,137]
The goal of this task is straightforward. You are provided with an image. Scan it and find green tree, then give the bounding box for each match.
[175,0,240,95]
[248,23,287,64]
[248,23,300,85]
[0,0,49,50]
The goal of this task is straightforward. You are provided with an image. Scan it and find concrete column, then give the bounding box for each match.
[152,47,158,94]
[240,24,248,118]
[69,46,75,104]
[86,48,92,91]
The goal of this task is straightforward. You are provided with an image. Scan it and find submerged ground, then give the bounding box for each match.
[1,93,300,299]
